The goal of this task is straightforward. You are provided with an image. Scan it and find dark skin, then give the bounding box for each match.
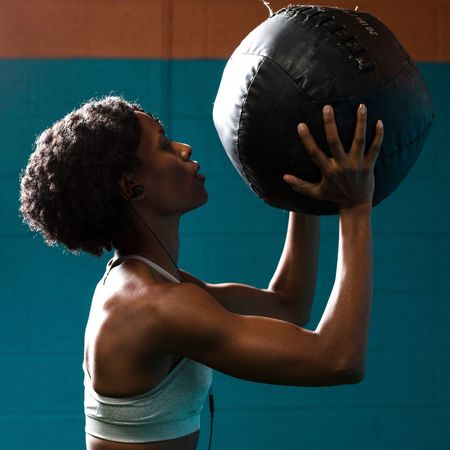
[84,106,383,449]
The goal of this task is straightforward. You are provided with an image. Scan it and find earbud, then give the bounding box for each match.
[130,185,145,200]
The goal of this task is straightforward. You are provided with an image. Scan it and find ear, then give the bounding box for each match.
[119,174,137,200]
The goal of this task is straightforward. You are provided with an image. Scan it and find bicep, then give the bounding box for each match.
[152,283,354,387]
[180,270,296,323]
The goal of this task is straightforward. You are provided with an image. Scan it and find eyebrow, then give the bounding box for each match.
[158,125,168,146]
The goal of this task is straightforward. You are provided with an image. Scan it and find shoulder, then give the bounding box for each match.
[95,260,214,341]
[95,273,232,358]
[149,282,241,358]
[101,258,214,311]
[98,257,180,309]
[90,259,189,353]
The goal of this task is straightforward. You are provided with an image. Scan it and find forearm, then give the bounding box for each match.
[268,211,320,325]
[315,203,372,375]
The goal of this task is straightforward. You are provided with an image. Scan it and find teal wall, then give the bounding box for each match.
[1,59,449,449]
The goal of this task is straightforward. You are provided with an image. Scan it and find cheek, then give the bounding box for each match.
[145,166,194,211]
[162,165,191,192]
[144,160,179,189]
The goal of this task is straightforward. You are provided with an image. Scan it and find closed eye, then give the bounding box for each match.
[158,131,172,151]
[163,138,172,150]
[156,121,172,151]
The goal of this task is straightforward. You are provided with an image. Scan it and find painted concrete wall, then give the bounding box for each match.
[1,1,449,449]
[0,0,449,61]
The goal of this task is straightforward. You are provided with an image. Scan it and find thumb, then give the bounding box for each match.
[283,174,318,198]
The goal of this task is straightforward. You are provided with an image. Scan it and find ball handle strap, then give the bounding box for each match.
[272,5,377,73]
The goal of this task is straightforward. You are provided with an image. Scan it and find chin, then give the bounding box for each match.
[175,180,208,215]
[196,191,209,208]
[186,190,208,213]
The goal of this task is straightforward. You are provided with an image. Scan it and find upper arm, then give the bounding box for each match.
[151,283,360,387]
[180,270,307,325]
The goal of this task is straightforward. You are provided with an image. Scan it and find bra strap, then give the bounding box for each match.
[120,255,181,283]
[104,254,181,284]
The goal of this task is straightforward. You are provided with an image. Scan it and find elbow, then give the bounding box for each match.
[343,366,365,384]
[333,362,366,385]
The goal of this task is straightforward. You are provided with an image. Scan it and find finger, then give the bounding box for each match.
[283,174,321,199]
[323,105,346,161]
[366,120,384,166]
[350,104,367,158]
[297,122,330,170]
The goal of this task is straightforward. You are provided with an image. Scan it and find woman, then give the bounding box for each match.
[19,96,383,450]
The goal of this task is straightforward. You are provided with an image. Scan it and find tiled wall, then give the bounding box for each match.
[1,1,449,449]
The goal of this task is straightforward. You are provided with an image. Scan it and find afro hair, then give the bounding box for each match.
[19,95,149,257]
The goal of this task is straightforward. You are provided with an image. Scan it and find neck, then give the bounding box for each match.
[113,207,182,280]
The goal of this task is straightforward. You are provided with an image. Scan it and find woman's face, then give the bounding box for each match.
[130,111,208,215]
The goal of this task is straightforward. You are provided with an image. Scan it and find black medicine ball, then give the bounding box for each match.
[213,5,434,215]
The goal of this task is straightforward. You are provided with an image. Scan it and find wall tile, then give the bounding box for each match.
[171,60,226,117]
[210,409,378,450]
[373,235,436,292]
[372,409,450,450]
[369,292,439,349]
[0,416,85,450]
[0,356,83,413]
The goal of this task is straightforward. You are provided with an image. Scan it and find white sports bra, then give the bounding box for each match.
[83,254,213,443]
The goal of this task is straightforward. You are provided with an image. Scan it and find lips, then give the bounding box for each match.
[192,160,205,181]
[194,163,206,182]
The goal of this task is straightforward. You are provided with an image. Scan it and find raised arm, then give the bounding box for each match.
[268,211,320,326]
[149,104,383,386]
[180,211,320,326]
[283,104,383,375]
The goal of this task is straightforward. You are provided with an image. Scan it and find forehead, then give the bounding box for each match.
[134,111,165,157]
[135,110,164,135]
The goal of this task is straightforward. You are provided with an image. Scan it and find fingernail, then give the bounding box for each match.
[298,123,306,132]
[323,105,332,114]
[377,120,383,128]
[359,104,366,113]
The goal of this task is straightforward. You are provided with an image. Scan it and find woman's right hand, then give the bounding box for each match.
[283,104,384,210]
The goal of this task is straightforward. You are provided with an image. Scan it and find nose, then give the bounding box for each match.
[179,142,192,161]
